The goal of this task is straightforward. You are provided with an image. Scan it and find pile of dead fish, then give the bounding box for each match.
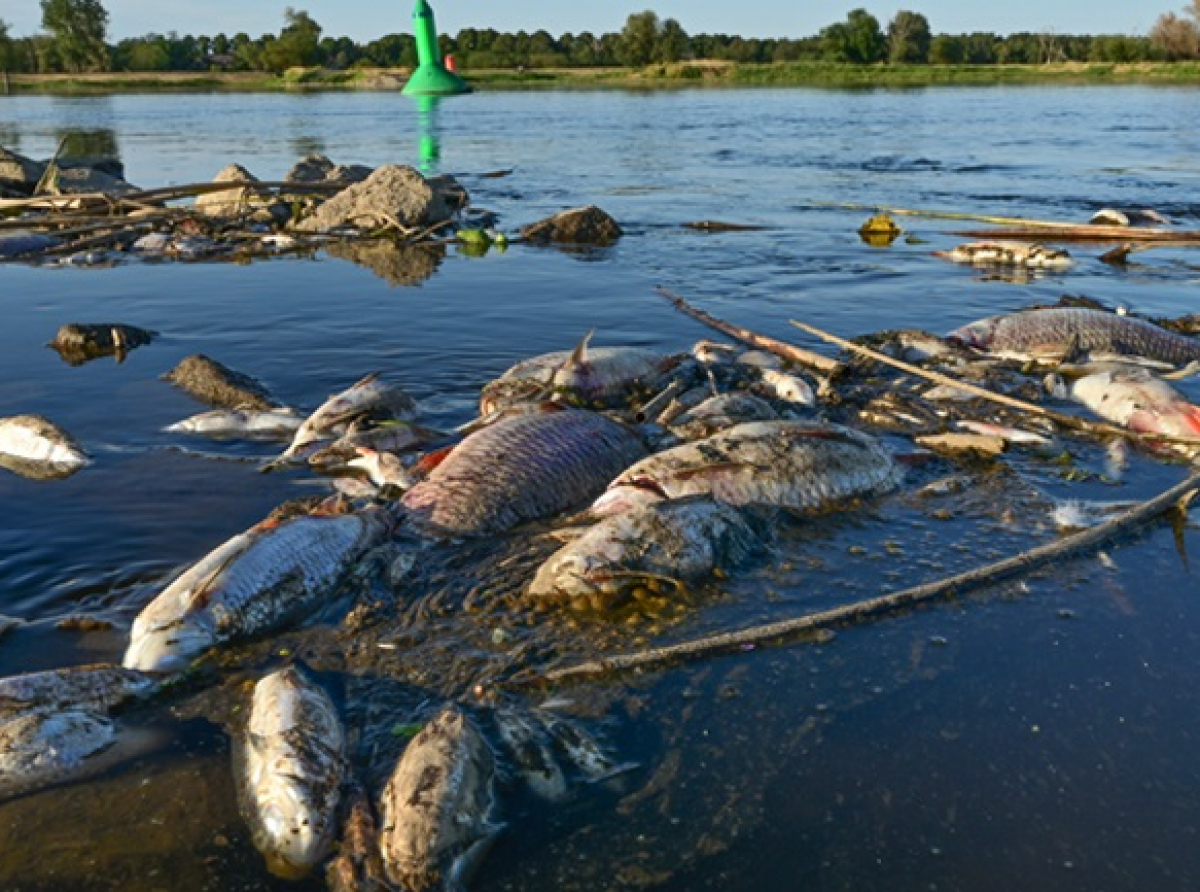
[5,295,1200,889]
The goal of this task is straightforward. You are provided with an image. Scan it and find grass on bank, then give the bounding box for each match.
[7,60,1200,94]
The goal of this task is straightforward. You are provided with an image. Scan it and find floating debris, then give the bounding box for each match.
[0,414,89,477]
[162,354,279,411]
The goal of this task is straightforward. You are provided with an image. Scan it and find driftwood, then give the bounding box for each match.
[657,286,841,374]
[530,470,1200,686]
[952,226,1200,243]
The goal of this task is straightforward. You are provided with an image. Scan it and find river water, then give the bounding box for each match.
[2,85,1200,891]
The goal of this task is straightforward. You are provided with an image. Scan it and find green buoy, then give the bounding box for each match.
[401,0,472,95]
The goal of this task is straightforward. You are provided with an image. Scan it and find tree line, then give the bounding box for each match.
[4,1,1200,75]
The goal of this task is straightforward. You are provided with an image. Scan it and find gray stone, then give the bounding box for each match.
[285,154,371,186]
[194,163,260,218]
[520,205,623,245]
[293,164,464,232]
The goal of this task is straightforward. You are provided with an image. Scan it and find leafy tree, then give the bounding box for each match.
[262,7,322,71]
[618,10,659,66]
[929,34,964,64]
[656,18,690,63]
[1150,12,1200,58]
[40,0,109,72]
[820,9,885,64]
[0,19,13,72]
[887,11,931,64]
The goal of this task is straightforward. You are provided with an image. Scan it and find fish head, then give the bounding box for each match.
[122,617,215,673]
[590,484,663,517]
[251,794,334,879]
[945,317,999,351]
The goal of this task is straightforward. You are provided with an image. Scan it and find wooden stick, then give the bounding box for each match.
[531,470,1200,685]
[788,318,1200,448]
[656,286,841,374]
[952,227,1200,243]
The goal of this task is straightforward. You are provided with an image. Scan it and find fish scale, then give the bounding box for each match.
[948,307,1200,366]
[400,409,647,537]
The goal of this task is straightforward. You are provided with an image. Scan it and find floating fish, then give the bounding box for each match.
[400,409,647,537]
[536,711,637,783]
[480,334,676,415]
[237,665,345,878]
[1066,364,1200,438]
[1089,208,1170,227]
[162,407,303,440]
[947,308,1200,366]
[378,704,502,892]
[492,707,568,802]
[280,373,417,462]
[123,504,394,672]
[936,241,1073,270]
[0,414,89,473]
[593,420,901,516]
[0,709,114,799]
[528,497,764,611]
[305,420,446,469]
[953,420,1055,447]
[345,446,415,490]
[755,368,816,406]
[0,664,159,718]
[667,392,780,440]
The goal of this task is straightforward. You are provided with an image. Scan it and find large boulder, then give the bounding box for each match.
[293,164,464,232]
[520,205,623,245]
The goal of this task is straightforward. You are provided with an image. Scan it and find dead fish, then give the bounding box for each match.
[123,504,394,672]
[305,420,447,470]
[0,664,159,718]
[237,665,345,878]
[528,497,764,612]
[667,392,780,440]
[379,704,502,892]
[1089,208,1170,227]
[953,420,1055,448]
[592,420,901,516]
[754,368,816,406]
[948,308,1200,366]
[280,373,417,462]
[0,414,89,472]
[400,409,647,537]
[536,712,637,783]
[492,707,568,802]
[480,334,675,415]
[325,782,389,892]
[162,407,303,440]
[163,354,278,411]
[1067,365,1200,438]
[935,241,1073,270]
[1051,498,1141,531]
[0,709,114,799]
[345,446,416,490]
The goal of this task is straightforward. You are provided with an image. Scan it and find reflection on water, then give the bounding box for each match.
[1,86,1200,892]
[415,93,442,173]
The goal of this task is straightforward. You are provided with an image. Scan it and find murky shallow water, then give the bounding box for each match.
[2,86,1200,891]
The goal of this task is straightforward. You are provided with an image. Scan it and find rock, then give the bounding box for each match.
[162,354,278,411]
[0,147,45,196]
[52,166,140,197]
[285,154,372,186]
[520,205,623,245]
[292,164,463,233]
[194,163,262,218]
[48,323,157,366]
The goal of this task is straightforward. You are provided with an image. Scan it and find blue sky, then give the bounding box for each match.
[2,1,1178,42]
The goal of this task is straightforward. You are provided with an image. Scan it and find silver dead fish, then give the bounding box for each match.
[528,497,764,611]
[0,708,114,799]
[492,707,568,802]
[935,241,1073,269]
[238,665,346,878]
[379,704,501,892]
[123,504,394,672]
[0,414,89,471]
[667,391,781,440]
[948,307,1200,366]
[400,409,647,537]
[281,372,418,461]
[479,333,674,415]
[0,663,159,718]
[593,420,901,515]
[162,407,303,440]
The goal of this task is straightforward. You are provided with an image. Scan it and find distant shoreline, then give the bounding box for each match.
[6,60,1200,94]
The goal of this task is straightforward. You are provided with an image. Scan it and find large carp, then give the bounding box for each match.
[123,504,394,672]
[378,704,501,892]
[948,307,1200,366]
[400,409,647,537]
[1064,364,1200,438]
[593,420,901,515]
[237,665,346,878]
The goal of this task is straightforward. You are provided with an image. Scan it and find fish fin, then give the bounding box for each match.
[413,444,456,475]
[446,824,505,892]
[562,329,595,371]
[352,371,381,388]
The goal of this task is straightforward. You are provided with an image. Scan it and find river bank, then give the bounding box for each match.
[7,59,1200,94]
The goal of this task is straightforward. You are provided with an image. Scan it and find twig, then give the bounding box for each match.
[656,286,840,374]
[788,318,1200,449]
[531,470,1200,685]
